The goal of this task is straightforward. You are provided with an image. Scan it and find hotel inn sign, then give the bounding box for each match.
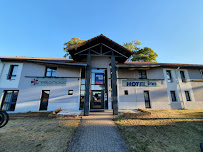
[122,80,163,87]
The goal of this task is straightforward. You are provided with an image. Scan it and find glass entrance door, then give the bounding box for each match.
[91,91,104,109]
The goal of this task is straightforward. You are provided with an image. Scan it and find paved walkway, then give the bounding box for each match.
[67,111,129,152]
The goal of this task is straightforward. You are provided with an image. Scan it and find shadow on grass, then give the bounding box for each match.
[116,119,203,152]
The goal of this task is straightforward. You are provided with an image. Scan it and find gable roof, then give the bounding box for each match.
[67,34,133,63]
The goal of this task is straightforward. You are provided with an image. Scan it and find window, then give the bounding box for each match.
[124,90,128,95]
[144,91,151,108]
[138,70,147,79]
[45,67,57,77]
[200,70,203,79]
[1,90,19,111]
[170,91,177,102]
[180,71,186,82]
[185,91,191,101]
[7,65,18,80]
[39,90,50,111]
[166,70,173,82]
[68,90,73,95]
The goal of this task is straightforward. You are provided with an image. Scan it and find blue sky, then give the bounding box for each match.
[0,0,203,64]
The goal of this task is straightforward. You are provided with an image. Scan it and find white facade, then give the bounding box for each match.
[0,57,203,113]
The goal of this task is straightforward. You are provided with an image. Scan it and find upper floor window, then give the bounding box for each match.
[166,70,173,82]
[180,71,186,82]
[45,67,57,77]
[138,70,147,79]
[7,65,18,80]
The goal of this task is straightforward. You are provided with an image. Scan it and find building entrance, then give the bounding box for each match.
[90,90,104,109]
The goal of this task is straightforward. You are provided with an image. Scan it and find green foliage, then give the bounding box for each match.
[123,40,158,62]
[132,47,158,62]
[64,37,85,58]
[123,39,141,52]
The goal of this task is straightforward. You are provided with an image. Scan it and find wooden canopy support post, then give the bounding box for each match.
[111,54,118,115]
[84,52,91,116]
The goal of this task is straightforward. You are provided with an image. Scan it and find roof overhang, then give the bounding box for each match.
[68,34,133,63]
[0,58,87,67]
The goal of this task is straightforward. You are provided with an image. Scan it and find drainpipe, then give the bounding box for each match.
[175,67,185,109]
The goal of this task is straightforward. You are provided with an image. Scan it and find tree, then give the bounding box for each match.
[123,39,141,52]
[64,37,85,58]
[132,47,158,62]
[123,40,158,62]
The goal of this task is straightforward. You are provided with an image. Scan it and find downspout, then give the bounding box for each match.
[175,67,185,109]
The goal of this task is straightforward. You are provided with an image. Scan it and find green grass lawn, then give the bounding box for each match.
[115,109,203,152]
[0,113,80,152]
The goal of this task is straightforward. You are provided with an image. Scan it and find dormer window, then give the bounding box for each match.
[8,65,18,80]
[45,67,57,77]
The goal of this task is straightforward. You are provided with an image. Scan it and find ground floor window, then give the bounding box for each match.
[39,90,50,111]
[185,91,191,101]
[170,91,177,102]
[144,91,151,108]
[1,90,19,111]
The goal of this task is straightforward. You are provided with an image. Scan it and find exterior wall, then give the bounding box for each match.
[187,69,203,109]
[0,62,81,113]
[163,68,182,109]
[176,69,196,109]
[0,62,23,88]
[117,68,170,110]
[1,58,203,113]
[163,68,203,109]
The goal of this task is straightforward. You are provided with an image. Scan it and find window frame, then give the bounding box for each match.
[39,90,50,111]
[200,70,203,79]
[185,91,191,101]
[1,90,19,111]
[166,70,173,83]
[144,90,151,108]
[170,91,177,102]
[180,71,186,82]
[124,90,128,95]
[138,70,147,79]
[7,65,18,80]
[45,67,57,77]
[68,90,73,95]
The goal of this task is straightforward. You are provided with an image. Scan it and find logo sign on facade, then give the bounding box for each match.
[95,73,104,85]
[31,78,66,86]
[122,80,162,87]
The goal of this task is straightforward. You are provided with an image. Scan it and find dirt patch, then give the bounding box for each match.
[115,109,203,152]
[0,113,80,152]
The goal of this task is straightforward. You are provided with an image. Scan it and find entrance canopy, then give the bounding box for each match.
[68,34,133,63]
